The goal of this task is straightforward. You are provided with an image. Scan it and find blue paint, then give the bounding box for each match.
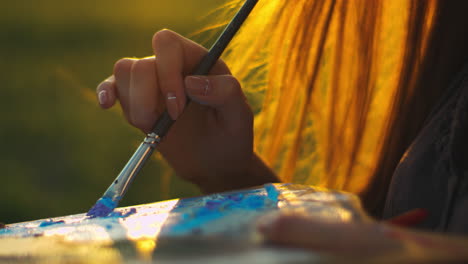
[86,197,117,218]
[226,194,243,202]
[193,207,217,217]
[168,208,224,234]
[224,202,244,210]
[265,184,279,203]
[243,195,266,209]
[38,219,64,227]
[109,208,137,218]
[0,228,11,235]
[125,207,137,217]
[0,185,286,239]
[167,187,282,235]
[205,200,223,210]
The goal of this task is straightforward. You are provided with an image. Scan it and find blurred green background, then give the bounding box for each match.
[0,0,225,223]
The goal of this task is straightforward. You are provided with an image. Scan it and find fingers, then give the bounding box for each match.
[152,29,230,119]
[99,57,162,132]
[128,57,163,132]
[113,58,137,113]
[98,29,236,131]
[184,74,252,132]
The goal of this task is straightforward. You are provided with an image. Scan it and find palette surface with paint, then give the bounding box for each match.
[0,184,369,263]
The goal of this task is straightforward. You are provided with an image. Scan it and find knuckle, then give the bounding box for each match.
[222,75,242,98]
[131,57,153,73]
[211,75,244,107]
[153,29,179,47]
[225,75,241,90]
[114,58,134,76]
[210,59,231,75]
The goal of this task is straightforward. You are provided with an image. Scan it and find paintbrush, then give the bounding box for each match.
[87,0,259,218]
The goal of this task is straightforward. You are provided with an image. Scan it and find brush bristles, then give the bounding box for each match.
[86,197,117,218]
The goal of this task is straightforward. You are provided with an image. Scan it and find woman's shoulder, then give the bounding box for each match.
[383,63,468,234]
[447,63,468,177]
[445,63,468,234]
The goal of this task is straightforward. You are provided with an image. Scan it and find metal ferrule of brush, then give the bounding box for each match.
[103,111,174,201]
[103,131,163,201]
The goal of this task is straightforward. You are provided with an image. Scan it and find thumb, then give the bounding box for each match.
[184,74,252,128]
[185,75,247,108]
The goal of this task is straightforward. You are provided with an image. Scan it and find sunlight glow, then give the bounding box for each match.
[278,185,356,223]
[135,239,157,261]
[44,225,113,243]
[122,213,170,241]
[122,199,179,241]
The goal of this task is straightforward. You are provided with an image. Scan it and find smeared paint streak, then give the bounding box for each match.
[86,197,117,218]
[167,190,280,235]
[265,184,279,203]
[205,200,223,210]
[225,193,244,202]
[168,207,224,234]
[109,208,137,218]
[243,195,266,209]
[38,219,65,227]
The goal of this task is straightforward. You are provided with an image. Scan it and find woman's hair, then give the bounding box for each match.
[221,0,468,216]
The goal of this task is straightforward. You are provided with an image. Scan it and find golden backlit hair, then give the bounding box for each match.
[220,0,468,214]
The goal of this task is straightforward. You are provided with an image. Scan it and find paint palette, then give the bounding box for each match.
[0,184,368,263]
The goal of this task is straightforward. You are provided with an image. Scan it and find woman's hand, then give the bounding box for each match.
[258,212,468,261]
[96,29,277,192]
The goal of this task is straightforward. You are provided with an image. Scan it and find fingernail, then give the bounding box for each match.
[98,90,108,106]
[166,92,179,120]
[185,76,210,96]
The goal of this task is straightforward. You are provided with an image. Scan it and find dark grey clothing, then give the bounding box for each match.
[383,64,468,234]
